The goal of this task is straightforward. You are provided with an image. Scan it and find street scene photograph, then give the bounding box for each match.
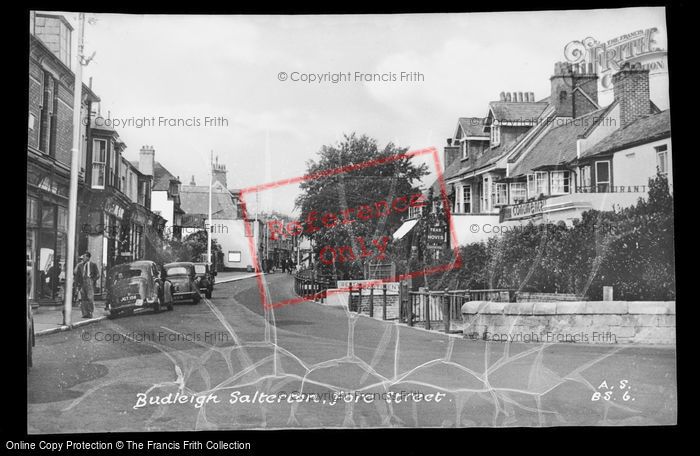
[23,6,676,439]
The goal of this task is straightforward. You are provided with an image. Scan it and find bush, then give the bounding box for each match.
[401,173,675,300]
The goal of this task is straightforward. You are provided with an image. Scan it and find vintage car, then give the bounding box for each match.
[106,260,173,317]
[164,262,202,304]
[193,262,216,298]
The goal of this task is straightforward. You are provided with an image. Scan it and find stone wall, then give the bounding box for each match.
[460,301,675,344]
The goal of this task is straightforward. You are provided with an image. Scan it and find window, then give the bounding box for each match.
[533,171,548,196]
[109,143,118,187]
[595,161,610,192]
[461,141,468,160]
[510,182,526,204]
[455,184,471,213]
[527,174,536,198]
[28,113,36,131]
[549,171,570,195]
[493,183,508,206]
[579,165,591,191]
[228,251,241,263]
[490,125,501,146]
[656,145,668,177]
[482,177,491,211]
[92,139,106,188]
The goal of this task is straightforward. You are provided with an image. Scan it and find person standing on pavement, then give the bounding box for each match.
[74,252,98,318]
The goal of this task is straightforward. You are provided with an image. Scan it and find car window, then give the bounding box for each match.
[166,267,189,276]
[194,265,206,274]
[114,269,142,280]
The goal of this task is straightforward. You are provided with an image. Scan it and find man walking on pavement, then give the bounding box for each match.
[75,252,98,318]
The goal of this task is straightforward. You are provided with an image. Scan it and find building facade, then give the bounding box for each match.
[440,61,671,246]
[27,13,100,305]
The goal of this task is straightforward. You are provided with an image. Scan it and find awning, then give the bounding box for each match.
[393,219,418,240]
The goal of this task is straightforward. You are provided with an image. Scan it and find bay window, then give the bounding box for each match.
[510,182,526,204]
[92,139,106,188]
[550,171,570,195]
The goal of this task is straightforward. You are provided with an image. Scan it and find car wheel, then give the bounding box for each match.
[205,290,212,299]
[109,309,120,319]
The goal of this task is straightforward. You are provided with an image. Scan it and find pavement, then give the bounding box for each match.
[27,273,677,432]
[32,270,263,336]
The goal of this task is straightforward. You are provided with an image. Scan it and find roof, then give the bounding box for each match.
[445,140,517,181]
[510,108,607,177]
[179,185,239,220]
[153,162,179,191]
[489,102,549,122]
[578,110,671,160]
[457,117,489,137]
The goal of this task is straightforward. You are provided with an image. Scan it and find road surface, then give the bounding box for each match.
[27,274,677,432]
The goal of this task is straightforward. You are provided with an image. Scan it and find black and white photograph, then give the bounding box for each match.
[18,4,679,448]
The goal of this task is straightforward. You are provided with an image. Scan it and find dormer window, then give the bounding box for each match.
[170,180,179,196]
[490,125,501,146]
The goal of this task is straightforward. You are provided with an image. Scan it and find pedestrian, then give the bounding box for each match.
[74,252,99,318]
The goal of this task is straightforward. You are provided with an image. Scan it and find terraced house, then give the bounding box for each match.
[442,61,671,246]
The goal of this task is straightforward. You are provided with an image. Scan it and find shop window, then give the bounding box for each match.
[228,251,242,263]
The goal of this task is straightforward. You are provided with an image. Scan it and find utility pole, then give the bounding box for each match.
[64,13,90,326]
[207,150,213,264]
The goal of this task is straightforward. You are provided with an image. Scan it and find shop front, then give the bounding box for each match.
[27,162,70,306]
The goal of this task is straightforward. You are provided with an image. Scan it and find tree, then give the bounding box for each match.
[295,133,429,279]
[174,230,223,263]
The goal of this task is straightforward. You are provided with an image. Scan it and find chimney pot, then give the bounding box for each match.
[505,93,512,102]
[500,91,506,101]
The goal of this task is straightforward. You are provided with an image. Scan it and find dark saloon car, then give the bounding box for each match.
[193,262,216,298]
[106,261,173,317]
[164,262,202,304]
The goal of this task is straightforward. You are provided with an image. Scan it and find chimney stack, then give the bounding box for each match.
[612,62,651,129]
[190,175,196,186]
[550,61,599,118]
[139,145,155,176]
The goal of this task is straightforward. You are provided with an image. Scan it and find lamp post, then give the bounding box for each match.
[64,13,94,326]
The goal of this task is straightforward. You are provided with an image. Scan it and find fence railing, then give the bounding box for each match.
[293,270,336,303]
[401,288,515,333]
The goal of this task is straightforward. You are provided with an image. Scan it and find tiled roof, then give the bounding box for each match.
[129,160,180,191]
[457,117,489,137]
[510,109,606,177]
[489,102,549,122]
[179,185,238,220]
[578,110,671,160]
[444,141,514,181]
[153,162,179,191]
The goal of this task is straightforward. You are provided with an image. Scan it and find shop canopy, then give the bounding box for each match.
[392,219,418,240]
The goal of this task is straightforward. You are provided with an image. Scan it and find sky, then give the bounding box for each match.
[46,8,669,216]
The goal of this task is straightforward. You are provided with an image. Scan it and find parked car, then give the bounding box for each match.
[27,299,35,370]
[106,260,173,317]
[164,262,202,304]
[193,262,216,299]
